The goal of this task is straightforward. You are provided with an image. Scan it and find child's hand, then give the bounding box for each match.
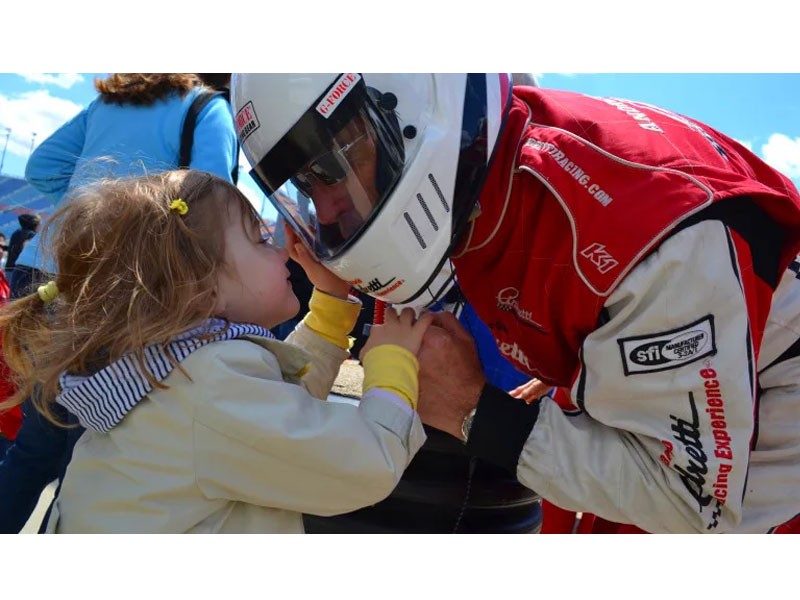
[360,307,434,358]
[285,224,351,300]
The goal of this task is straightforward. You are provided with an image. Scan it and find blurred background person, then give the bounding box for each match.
[4,213,40,296]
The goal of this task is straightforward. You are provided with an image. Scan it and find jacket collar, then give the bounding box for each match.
[55,320,304,433]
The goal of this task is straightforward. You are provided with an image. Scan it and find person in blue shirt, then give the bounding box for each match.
[0,73,238,533]
[13,73,238,293]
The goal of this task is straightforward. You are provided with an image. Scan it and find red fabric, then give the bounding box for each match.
[454,89,800,390]
[0,270,21,441]
[0,403,22,441]
[540,501,649,534]
[0,270,9,305]
[773,514,800,534]
[540,502,648,534]
[589,516,647,534]
[540,500,579,533]
[373,299,387,326]
[0,344,21,441]
[454,88,800,535]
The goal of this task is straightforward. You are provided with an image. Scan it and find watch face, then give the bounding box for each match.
[461,408,477,442]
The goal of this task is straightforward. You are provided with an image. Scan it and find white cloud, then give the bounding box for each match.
[17,73,85,89]
[760,133,800,180]
[0,90,83,159]
[534,73,576,83]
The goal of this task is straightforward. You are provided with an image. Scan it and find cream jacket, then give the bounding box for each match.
[46,321,426,533]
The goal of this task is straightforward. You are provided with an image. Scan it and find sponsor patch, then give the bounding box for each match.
[618,315,716,376]
[350,276,404,297]
[580,243,618,274]
[789,258,800,280]
[235,101,260,142]
[497,339,533,371]
[496,286,546,331]
[316,73,361,119]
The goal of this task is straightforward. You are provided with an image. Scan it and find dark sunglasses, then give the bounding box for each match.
[291,131,370,193]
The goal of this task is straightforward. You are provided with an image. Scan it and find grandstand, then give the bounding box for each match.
[0,175,52,239]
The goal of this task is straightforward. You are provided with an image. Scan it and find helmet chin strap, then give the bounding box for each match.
[394,259,457,311]
[374,260,455,339]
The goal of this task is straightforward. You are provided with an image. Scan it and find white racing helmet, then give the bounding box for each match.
[231,73,512,307]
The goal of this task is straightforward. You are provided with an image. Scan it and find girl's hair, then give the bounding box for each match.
[95,73,203,106]
[0,170,263,423]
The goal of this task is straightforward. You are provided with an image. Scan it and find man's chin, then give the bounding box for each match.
[316,223,348,251]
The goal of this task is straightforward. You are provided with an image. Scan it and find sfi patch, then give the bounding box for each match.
[235,101,260,142]
[617,315,716,376]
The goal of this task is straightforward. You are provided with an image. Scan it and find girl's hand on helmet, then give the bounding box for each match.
[285,224,352,300]
[360,307,434,358]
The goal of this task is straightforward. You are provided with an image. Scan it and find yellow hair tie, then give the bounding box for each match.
[169,198,189,216]
[37,281,60,303]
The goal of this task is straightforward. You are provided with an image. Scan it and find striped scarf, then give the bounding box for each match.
[56,319,274,433]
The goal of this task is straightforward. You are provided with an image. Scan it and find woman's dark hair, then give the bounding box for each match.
[196,74,231,92]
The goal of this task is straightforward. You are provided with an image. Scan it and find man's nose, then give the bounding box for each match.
[310,180,350,224]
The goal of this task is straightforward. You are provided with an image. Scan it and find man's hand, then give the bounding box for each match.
[416,312,486,439]
[509,378,552,404]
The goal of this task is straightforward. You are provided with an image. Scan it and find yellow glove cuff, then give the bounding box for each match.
[361,344,419,410]
[302,289,361,349]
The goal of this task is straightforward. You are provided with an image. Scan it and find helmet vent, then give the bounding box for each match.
[428,173,450,213]
[403,212,427,249]
[416,193,439,231]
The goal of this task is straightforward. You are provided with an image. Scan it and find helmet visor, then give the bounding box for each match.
[248,75,405,259]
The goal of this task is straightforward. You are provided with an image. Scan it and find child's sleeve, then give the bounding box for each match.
[297,288,361,350]
[284,288,361,400]
[192,341,426,516]
[292,289,422,411]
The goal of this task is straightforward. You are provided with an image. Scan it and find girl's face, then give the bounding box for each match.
[213,202,299,329]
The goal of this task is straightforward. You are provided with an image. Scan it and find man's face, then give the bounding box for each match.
[292,116,380,250]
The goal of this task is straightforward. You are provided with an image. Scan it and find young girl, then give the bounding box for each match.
[0,169,431,533]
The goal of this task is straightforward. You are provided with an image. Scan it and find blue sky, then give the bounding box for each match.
[2,73,800,218]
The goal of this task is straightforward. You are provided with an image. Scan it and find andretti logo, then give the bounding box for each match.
[618,315,716,376]
[496,287,545,332]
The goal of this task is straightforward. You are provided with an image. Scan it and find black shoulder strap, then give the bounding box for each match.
[178,89,240,184]
[178,90,224,169]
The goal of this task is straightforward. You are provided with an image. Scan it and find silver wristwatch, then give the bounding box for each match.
[461,408,477,443]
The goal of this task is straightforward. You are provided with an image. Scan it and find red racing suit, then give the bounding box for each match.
[453,87,800,533]
[0,272,20,442]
